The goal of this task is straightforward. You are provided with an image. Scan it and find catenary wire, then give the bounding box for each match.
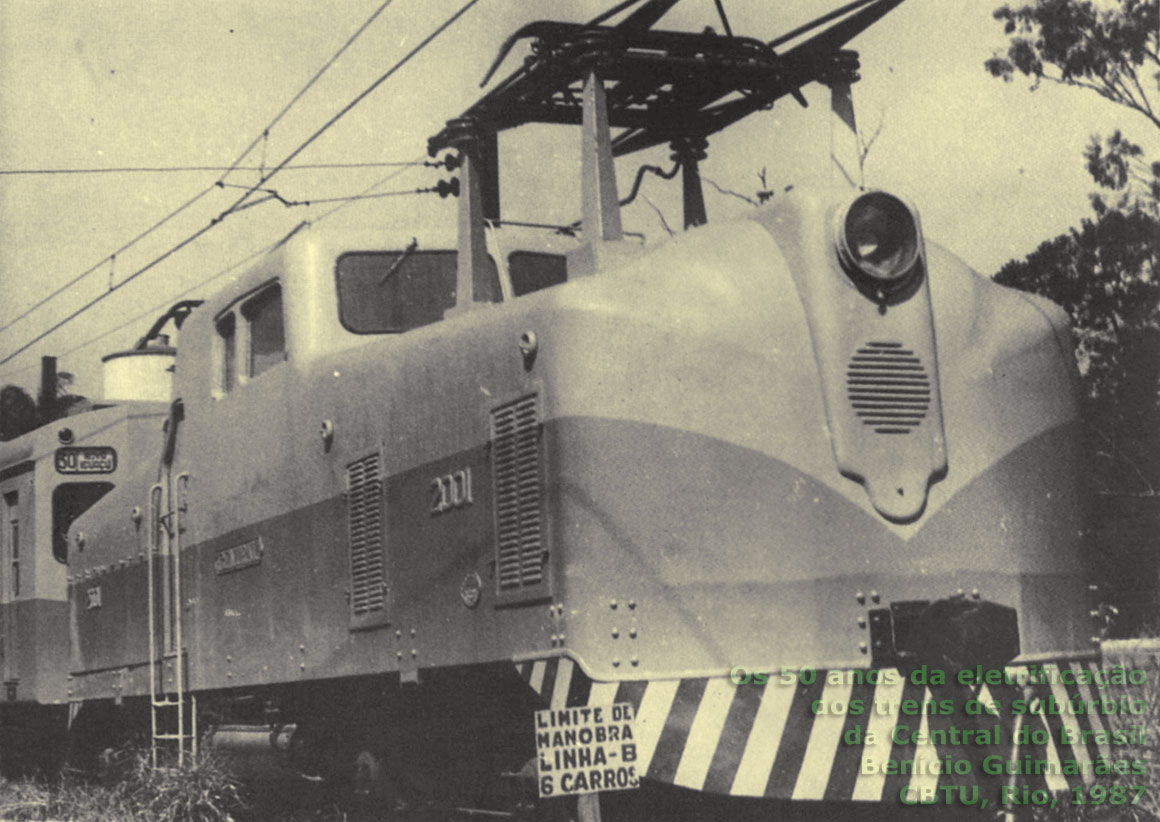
[84,161,421,356]
[0,160,423,383]
[0,161,433,176]
[0,219,223,368]
[0,0,480,369]
[0,184,216,336]
[218,0,485,220]
[0,0,400,337]
[216,0,397,182]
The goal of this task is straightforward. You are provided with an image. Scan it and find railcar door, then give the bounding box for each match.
[0,469,32,697]
[0,488,12,686]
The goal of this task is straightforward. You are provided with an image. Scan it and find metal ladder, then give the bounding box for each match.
[148,472,196,767]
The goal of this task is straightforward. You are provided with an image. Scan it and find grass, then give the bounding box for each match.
[10,658,1160,822]
[0,748,247,822]
[1030,645,1160,822]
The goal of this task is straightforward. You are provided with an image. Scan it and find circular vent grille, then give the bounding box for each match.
[846,342,931,435]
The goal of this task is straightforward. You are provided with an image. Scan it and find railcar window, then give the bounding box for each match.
[336,251,500,334]
[509,252,568,296]
[216,313,237,392]
[243,284,285,378]
[52,483,114,564]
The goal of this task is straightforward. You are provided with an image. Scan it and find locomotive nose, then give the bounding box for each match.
[753,190,947,523]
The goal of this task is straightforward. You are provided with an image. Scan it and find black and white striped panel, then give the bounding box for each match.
[515,658,1106,802]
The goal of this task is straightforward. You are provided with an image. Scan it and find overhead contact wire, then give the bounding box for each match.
[217,0,397,182]
[0,220,223,368]
[0,162,429,175]
[59,226,308,363]
[0,157,426,379]
[219,0,485,220]
[0,184,215,336]
[1,0,482,373]
[0,0,399,338]
[0,157,425,385]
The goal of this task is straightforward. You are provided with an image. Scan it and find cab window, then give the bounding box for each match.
[336,251,500,334]
[243,284,285,378]
[214,282,285,394]
[509,252,567,297]
[216,313,237,393]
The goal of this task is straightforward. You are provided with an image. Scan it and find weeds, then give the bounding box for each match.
[1031,644,1160,822]
[0,748,247,822]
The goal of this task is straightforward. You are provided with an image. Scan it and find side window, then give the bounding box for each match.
[243,284,285,378]
[214,282,285,395]
[4,492,17,598]
[509,252,567,297]
[336,251,500,334]
[217,313,237,393]
[52,483,114,564]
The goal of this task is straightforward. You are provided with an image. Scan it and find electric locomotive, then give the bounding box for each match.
[6,0,1105,817]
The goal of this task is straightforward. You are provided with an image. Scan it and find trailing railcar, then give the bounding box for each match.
[0,385,169,774]
[35,0,1104,818]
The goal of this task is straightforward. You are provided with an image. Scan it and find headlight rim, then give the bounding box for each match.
[834,190,922,293]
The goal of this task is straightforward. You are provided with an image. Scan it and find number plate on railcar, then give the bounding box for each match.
[215,537,264,574]
[54,446,117,474]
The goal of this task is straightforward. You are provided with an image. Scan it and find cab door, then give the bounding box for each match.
[176,280,297,687]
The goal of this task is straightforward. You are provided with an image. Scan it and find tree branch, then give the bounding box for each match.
[703,176,760,207]
[1091,425,1159,497]
[641,194,674,237]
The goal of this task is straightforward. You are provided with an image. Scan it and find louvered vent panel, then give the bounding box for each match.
[845,342,932,435]
[491,396,543,592]
[347,453,385,615]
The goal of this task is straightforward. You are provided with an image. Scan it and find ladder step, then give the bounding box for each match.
[154,734,195,741]
[152,700,183,707]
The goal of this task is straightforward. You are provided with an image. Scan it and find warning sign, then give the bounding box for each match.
[535,704,639,797]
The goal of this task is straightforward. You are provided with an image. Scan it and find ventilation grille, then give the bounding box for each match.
[491,395,544,592]
[846,342,932,435]
[347,453,386,615]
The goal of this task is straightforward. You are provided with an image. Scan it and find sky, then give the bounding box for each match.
[1,0,1155,398]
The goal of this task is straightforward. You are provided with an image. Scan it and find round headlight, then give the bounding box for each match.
[836,191,920,286]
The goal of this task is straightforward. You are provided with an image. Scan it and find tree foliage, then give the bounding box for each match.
[995,206,1160,631]
[0,374,91,442]
[0,385,38,442]
[995,210,1159,465]
[985,0,1159,124]
[986,0,1160,210]
[987,0,1160,630]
